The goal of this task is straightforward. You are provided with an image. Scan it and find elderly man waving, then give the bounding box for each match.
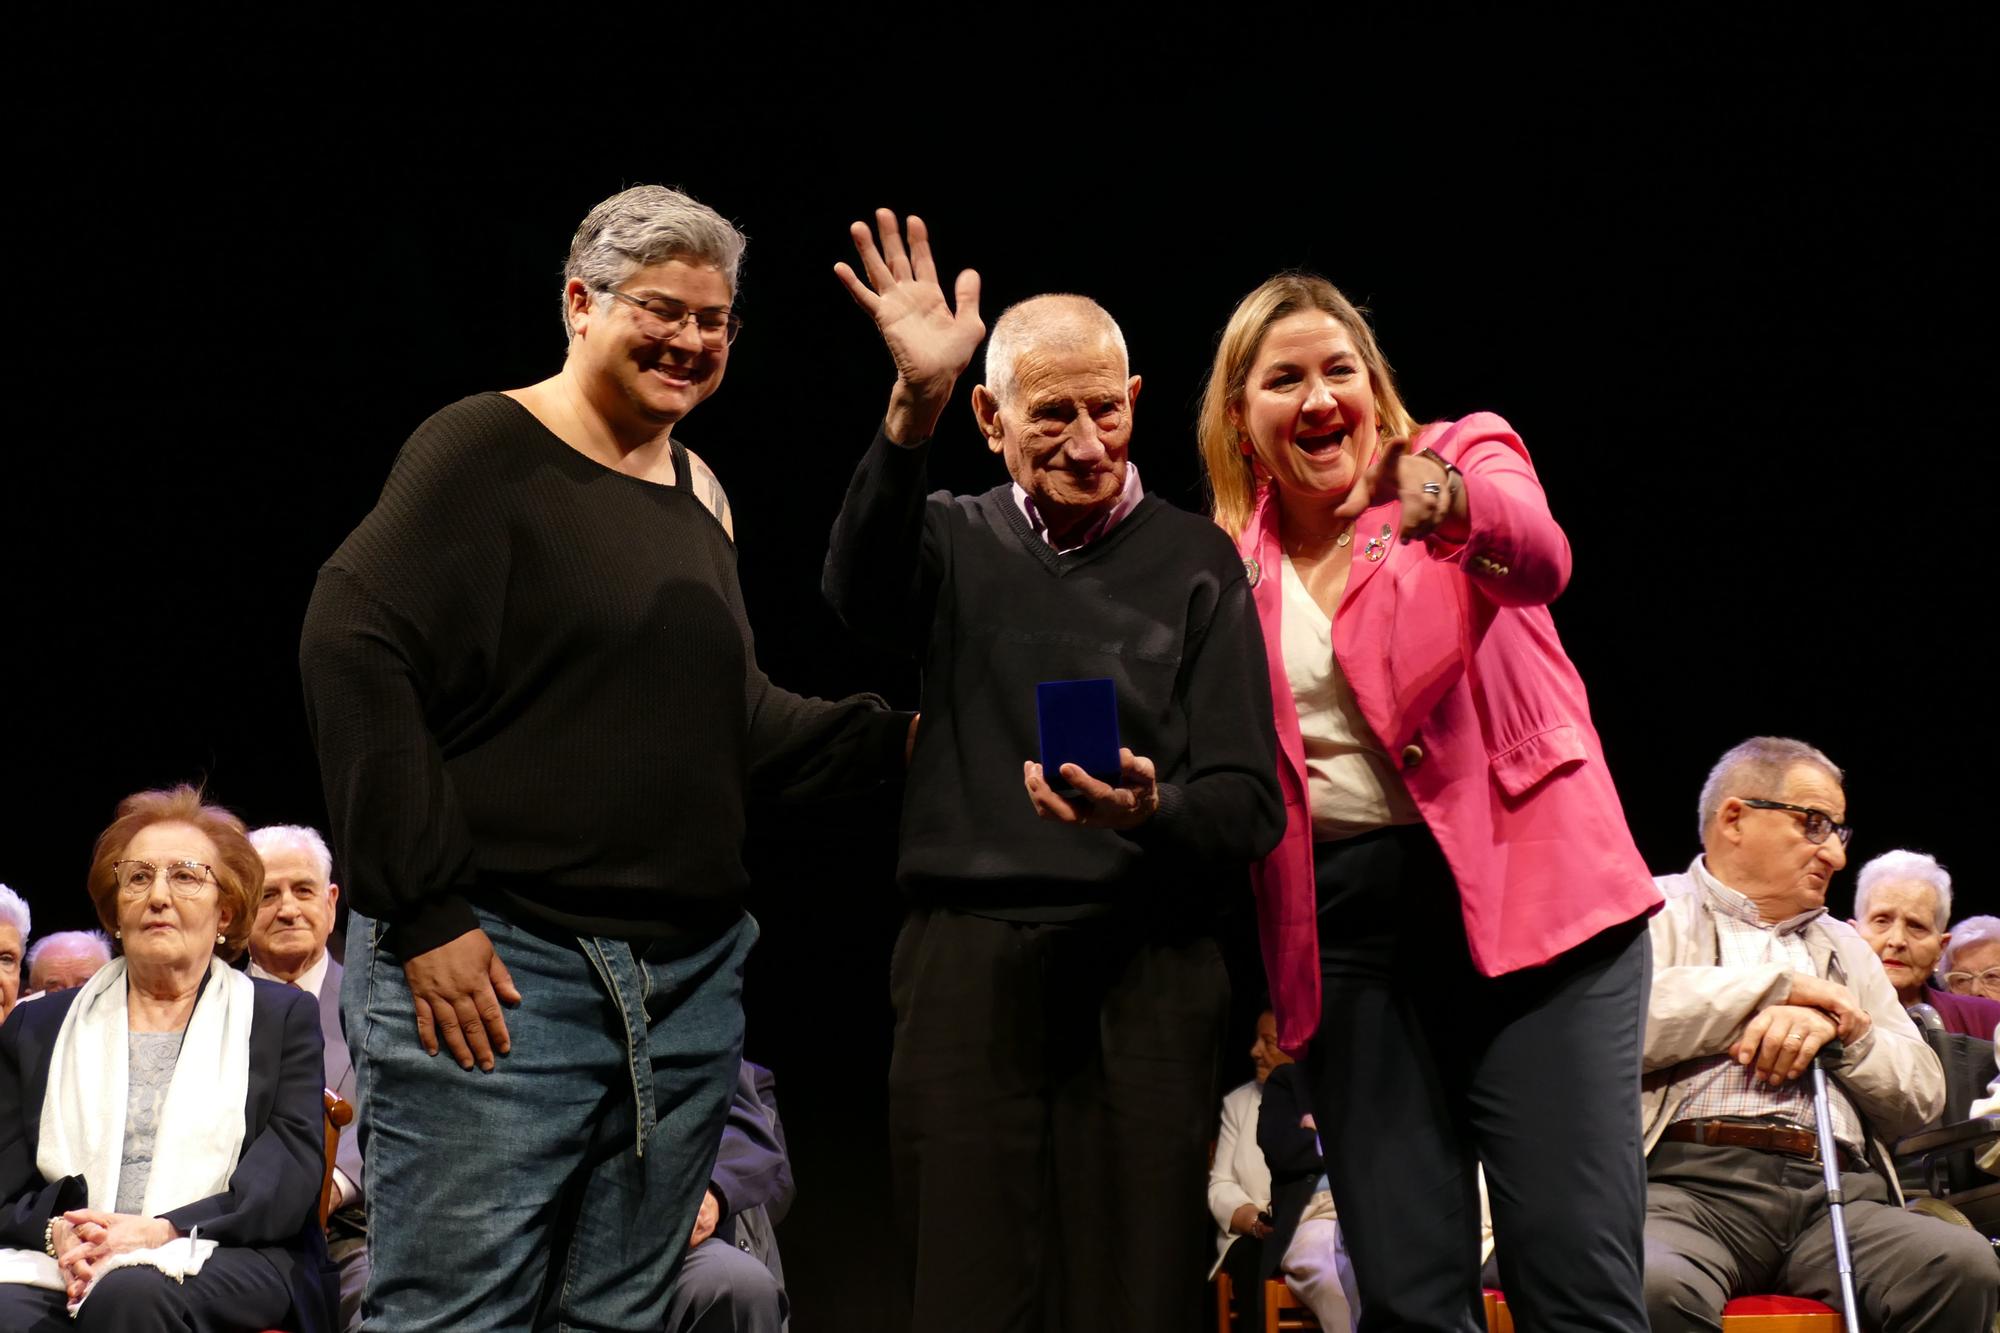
[824,211,1283,1333]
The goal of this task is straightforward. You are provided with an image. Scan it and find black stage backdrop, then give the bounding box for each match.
[5,22,1987,1330]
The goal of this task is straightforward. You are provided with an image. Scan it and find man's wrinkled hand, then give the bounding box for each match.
[688,1189,721,1249]
[1732,1003,1839,1085]
[1785,973,1872,1044]
[1023,748,1159,831]
[404,927,522,1071]
[833,209,984,445]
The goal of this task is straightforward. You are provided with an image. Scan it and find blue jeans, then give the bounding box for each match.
[344,903,755,1332]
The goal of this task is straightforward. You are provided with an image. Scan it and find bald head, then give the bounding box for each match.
[983,295,1130,406]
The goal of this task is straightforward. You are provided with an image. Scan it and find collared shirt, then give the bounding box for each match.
[248,948,330,999]
[1013,463,1143,554]
[1668,857,1864,1155]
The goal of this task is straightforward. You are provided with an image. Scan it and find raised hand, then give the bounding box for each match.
[1332,439,1469,542]
[834,208,985,443]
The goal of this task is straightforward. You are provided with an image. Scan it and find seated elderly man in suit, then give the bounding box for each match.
[1208,1010,1354,1333]
[669,1061,793,1333]
[1850,849,2000,1039]
[1642,736,1998,1333]
[248,824,364,1331]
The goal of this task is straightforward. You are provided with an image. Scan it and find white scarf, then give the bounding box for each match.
[0,957,253,1300]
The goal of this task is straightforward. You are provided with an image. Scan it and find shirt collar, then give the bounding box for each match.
[248,947,330,997]
[1012,463,1144,553]
[1690,855,1827,936]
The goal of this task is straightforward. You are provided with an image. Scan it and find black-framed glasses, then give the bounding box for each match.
[1942,967,2000,995]
[604,289,742,347]
[112,858,217,898]
[1738,798,1853,846]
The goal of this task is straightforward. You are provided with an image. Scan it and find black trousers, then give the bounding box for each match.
[0,1247,293,1333]
[1306,826,1651,1333]
[887,905,1228,1333]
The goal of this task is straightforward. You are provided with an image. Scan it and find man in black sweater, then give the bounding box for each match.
[301,186,910,1333]
[824,210,1284,1332]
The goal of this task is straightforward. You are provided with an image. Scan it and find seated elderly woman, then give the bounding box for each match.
[0,785,335,1333]
[1941,914,2000,1008]
[1850,850,2000,1038]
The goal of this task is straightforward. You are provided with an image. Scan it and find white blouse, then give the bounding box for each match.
[1279,553,1421,841]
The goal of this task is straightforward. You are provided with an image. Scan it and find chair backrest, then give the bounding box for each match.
[320,1089,354,1229]
[1905,1003,1995,1193]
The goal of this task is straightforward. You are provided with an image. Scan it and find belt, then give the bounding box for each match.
[1662,1119,1864,1172]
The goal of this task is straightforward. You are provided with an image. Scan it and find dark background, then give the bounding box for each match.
[5,20,1988,1329]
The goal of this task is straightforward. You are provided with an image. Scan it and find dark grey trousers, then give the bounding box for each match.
[1643,1141,2000,1332]
[1306,826,1653,1333]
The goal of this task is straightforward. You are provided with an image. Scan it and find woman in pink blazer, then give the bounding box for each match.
[1198,274,1661,1333]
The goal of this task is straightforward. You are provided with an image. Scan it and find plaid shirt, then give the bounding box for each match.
[1666,860,1864,1155]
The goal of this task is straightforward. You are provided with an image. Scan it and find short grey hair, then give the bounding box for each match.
[249,824,334,886]
[1942,915,2000,974]
[1853,850,1951,929]
[982,294,1130,406]
[0,884,28,940]
[561,185,746,342]
[1697,736,1843,842]
[25,929,112,974]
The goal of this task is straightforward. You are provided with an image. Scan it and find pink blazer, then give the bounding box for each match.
[1240,413,1661,1051]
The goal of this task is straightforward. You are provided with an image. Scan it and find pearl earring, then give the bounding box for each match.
[216,932,226,945]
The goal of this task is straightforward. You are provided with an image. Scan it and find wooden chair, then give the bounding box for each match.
[319,1088,355,1229]
[258,1090,354,1333]
[1484,1290,1838,1332]
[1213,1271,1323,1332]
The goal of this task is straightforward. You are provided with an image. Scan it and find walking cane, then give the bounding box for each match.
[1808,1038,1863,1333]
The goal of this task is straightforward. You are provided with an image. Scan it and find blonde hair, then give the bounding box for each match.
[1197,273,1418,538]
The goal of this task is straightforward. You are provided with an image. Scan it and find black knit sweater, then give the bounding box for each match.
[302,394,910,955]
[823,430,1283,920]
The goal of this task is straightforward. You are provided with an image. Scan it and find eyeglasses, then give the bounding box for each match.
[1943,968,2000,994]
[1737,798,1853,846]
[604,289,742,347]
[112,859,217,898]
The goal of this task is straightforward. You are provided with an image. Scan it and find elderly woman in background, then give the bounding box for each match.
[0,886,28,1023]
[1850,850,2000,1037]
[0,786,334,1333]
[1941,914,2000,1005]
[1198,274,1663,1333]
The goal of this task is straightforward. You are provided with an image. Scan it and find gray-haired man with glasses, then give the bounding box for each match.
[1638,736,1995,1331]
[301,184,910,1332]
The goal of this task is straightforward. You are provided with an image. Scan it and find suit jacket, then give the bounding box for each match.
[1238,413,1662,1049]
[710,1061,791,1284]
[1253,1065,1325,1282]
[317,958,363,1229]
[1207,1081,1270,1260]
[0,978,337,1333]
